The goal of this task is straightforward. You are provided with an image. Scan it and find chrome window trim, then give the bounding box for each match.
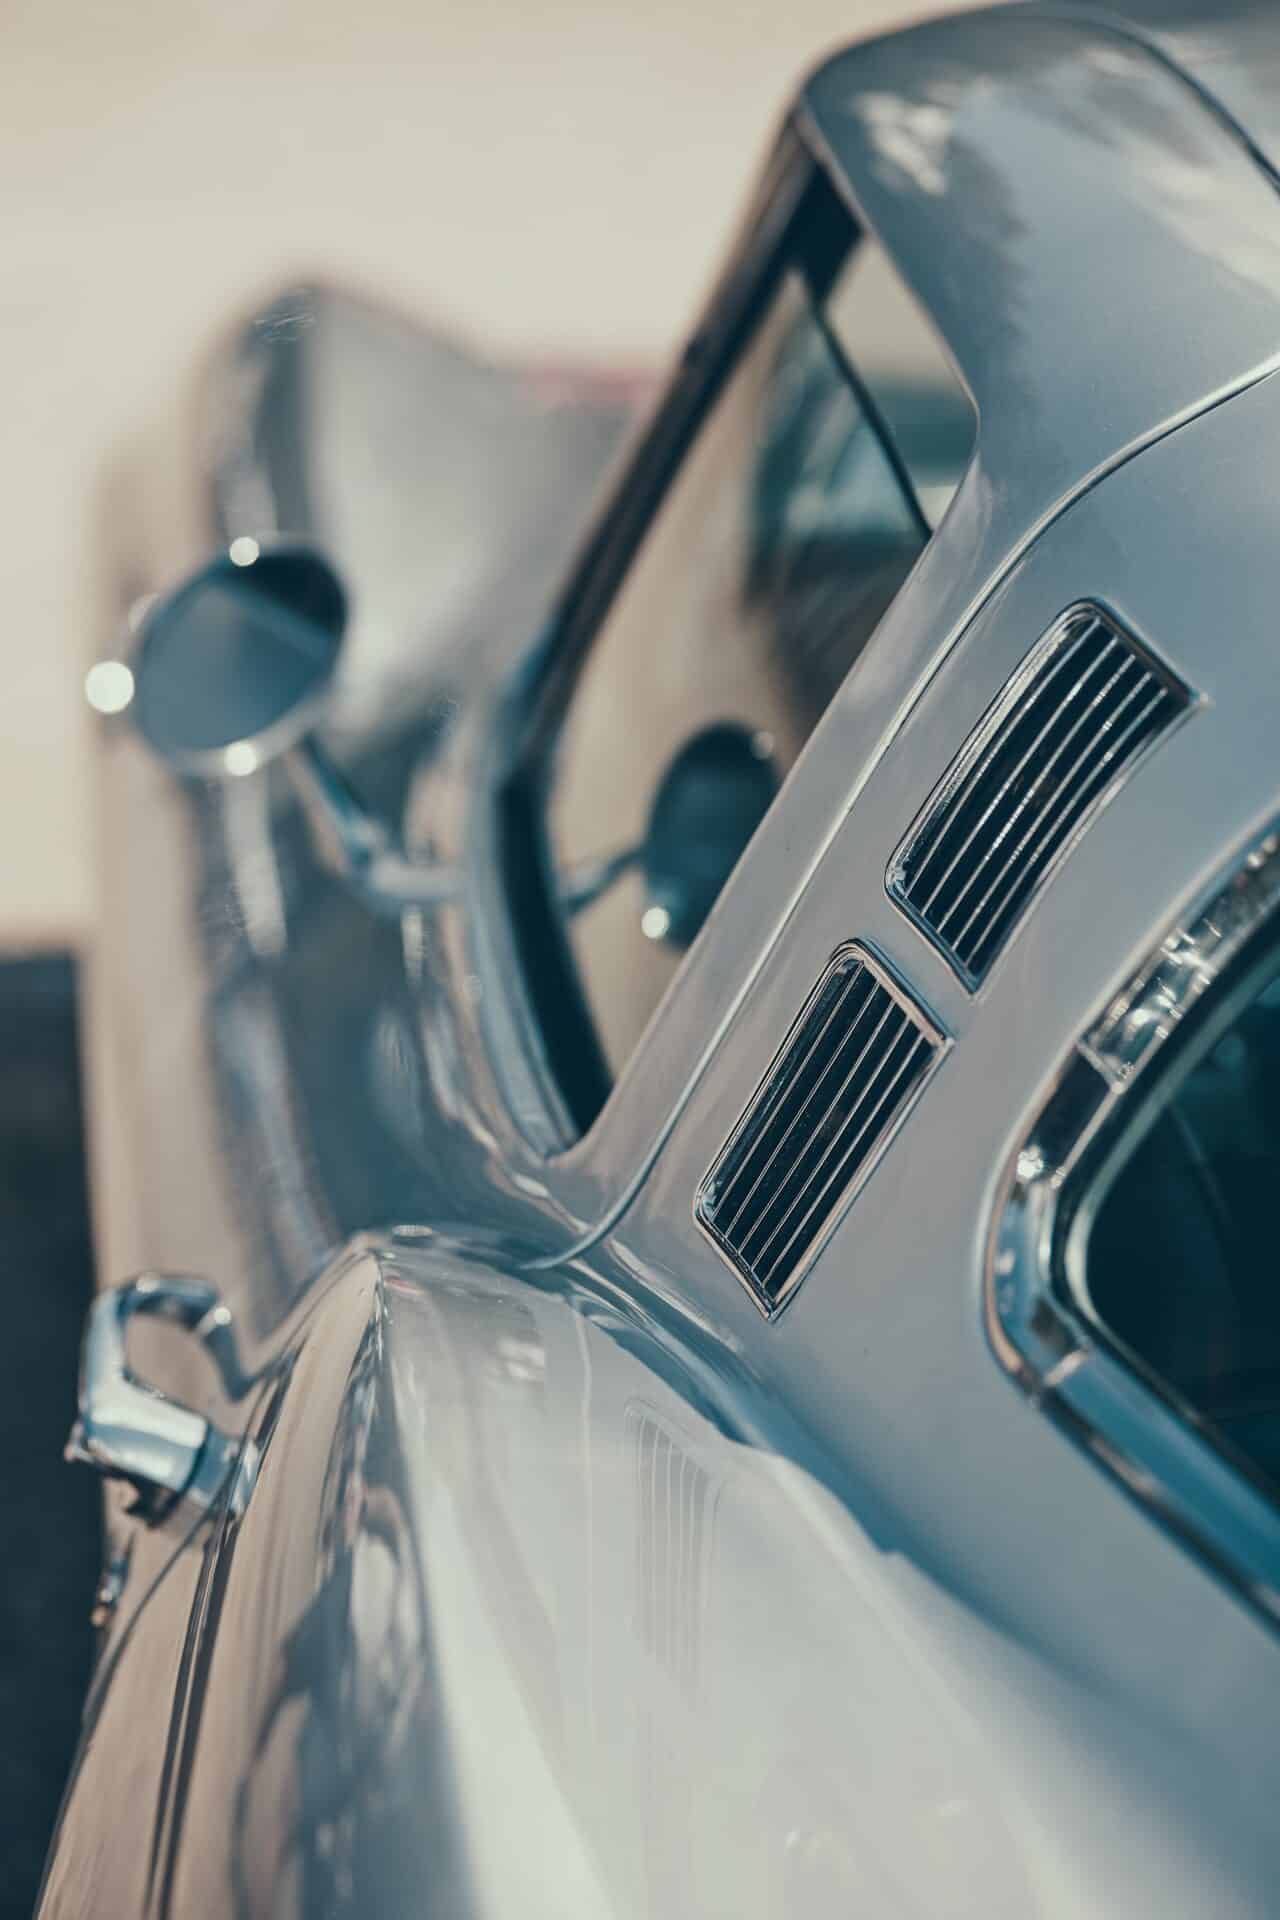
[491,129,825,1148]
[986,819,1280,1629]
[695,940,949,1321]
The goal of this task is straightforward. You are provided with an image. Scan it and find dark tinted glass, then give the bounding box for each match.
[1075,957,1280,1496]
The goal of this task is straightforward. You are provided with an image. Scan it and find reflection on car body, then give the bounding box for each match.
[43,3,1280,1915]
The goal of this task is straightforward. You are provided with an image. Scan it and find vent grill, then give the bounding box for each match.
[629,1407,713,1700]
[696,943,944,1316]
[889,605,1193,988]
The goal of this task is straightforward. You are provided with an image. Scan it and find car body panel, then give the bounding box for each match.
[410,4,1280,1248]
[1083,0,1280,181]
[620,361,1280,1911]
[42,1222,1280,1916]
[49,3,1280,1914]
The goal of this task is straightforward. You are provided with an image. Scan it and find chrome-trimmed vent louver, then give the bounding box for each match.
[888,604,1194,988]
[695,943,946,1317]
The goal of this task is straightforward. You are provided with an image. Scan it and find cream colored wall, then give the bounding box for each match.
[0,0,971,948]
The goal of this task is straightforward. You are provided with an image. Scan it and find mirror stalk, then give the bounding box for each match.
[130,544,457,918]
[286,736,457,916]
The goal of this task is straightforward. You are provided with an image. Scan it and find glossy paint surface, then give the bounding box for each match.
[410,1,1280,1248]
[48,5,1280,1914]
[624,364,1280,1913]
[1093,0,1280,179]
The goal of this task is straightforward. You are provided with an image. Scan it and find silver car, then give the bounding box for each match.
[42,2,1280,1914]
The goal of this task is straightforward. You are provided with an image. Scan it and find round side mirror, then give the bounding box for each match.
[642,722,779,948]
[129,543,453,915]
[133,545,345,777]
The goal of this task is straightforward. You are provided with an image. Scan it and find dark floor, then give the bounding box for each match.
[0,958,99,1919]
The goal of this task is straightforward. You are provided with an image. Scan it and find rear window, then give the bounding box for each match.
[1065,952,1280,1500]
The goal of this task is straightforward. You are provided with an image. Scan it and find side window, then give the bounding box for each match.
[518,183,975,1129]
[1066,957,1280,1500]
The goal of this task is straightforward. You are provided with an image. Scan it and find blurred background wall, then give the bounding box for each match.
[0,0,974,952]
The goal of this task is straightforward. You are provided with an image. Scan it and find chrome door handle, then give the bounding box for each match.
[66,1274,254,1514]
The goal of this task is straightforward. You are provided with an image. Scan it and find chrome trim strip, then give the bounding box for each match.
[944,664,1152,950]
[1084,821,1280,1091]
[888,601,1197,990]
[986,818,1280,1628]
[912,617,1106,916]
[695,940,948,1320]
[932,639,1133,938]
[759,1030,931,1282]
[738,1002,904,1263]
[714,964,869,1236]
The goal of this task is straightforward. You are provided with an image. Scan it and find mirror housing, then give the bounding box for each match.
[641,722,779,948]
[131,543,453,915]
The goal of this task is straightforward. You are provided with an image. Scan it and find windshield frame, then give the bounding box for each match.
[498,155,878,1137]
